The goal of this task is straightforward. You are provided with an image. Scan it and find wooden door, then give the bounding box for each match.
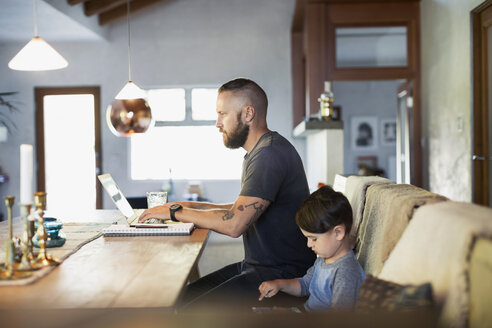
[472,1,492,206]
[35,87,102,212]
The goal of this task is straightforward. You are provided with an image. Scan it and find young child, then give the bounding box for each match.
[258,185,365,312]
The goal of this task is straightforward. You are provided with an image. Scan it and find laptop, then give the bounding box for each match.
[98,173,170,228]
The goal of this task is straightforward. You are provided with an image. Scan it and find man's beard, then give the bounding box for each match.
[223,116,250,149]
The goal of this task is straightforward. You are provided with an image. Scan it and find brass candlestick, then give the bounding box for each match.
[0,196,15,278]
[0,241,16,279]
[0,196,31,280]
[30,192,60,268]
[28,218,35,257]
[5,196,14,242]
[16,204,35,271]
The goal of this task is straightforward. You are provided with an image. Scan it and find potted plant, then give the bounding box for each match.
[0,91,19,135]
[0,91,20,187]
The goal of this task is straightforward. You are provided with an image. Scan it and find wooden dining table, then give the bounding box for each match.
[0,209,210,310]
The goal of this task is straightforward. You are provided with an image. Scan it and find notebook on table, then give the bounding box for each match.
[101,223,194,236]
[98,173,194,236]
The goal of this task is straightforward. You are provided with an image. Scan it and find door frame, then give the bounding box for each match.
[292,0,422,186]
[472,1,492,206]
[397,81,413,184]
[34,87,102,209]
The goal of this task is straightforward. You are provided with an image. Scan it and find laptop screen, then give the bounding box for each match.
[98,174,135,219]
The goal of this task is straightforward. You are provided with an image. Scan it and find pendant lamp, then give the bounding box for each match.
[114,0,146,100]
[107,0,152,137]
[8,0,68,71]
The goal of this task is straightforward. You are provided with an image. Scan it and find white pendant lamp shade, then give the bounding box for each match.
[115,81,146,100]
[8,37,68,71]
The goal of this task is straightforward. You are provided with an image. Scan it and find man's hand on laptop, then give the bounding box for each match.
[138,205,172,223]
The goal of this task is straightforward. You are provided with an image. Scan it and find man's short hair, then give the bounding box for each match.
[296,185,353,235]
[219,78,268,113]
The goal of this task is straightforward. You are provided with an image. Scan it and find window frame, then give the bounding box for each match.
[151,86,218,127]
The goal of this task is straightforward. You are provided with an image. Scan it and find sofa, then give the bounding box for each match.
[335,174,492,328]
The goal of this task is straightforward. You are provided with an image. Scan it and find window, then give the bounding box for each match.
[147,89,185,121]
[335,26,408,68]
[191,88,218,120]
[131,87,245,180]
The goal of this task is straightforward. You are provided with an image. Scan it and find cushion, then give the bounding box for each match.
[342,175,394,248]
[469,237,492,328]
[357,275,434,313]
[379,201,492,328]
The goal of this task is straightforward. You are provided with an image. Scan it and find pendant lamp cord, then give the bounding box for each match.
[33,0,38,37]
[127,0,132,82]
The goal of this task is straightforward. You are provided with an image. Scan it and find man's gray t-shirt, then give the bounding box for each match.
[297,251,365,311]
[240,131,316,277]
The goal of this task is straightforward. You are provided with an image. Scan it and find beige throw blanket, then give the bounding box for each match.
[344,175,394,248]
[356,184,447,276]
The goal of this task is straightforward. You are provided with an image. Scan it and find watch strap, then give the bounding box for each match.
[170,204,182,221]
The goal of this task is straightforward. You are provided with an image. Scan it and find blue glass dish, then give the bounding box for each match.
[33,217,66,248]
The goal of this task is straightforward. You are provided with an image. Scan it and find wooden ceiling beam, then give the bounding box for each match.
[67,0,91,5]
[98,0,165,26]
[84,0,127,17]
[306,0,419,2]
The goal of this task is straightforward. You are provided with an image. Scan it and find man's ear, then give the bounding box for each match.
[333,225,346,241]
[243,105,255,123]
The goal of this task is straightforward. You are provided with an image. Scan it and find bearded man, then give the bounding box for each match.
[139,78,315,309]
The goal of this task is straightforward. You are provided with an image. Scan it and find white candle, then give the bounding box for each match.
[20,144,33,204]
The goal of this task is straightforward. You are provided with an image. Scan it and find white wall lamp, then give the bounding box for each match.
[8,0,68,71]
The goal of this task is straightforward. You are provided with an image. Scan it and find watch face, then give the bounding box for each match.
[170,204,182,210]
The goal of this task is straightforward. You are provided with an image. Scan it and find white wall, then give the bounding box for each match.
[420,0,484,201]
[0,0,299,217]
[333,80,400,180]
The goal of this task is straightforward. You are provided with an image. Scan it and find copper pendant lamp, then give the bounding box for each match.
[107,0,153,137]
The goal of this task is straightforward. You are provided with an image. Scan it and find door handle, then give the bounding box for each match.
[472,155,488,161]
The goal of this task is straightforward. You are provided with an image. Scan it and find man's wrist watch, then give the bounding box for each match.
[169,204,183,222]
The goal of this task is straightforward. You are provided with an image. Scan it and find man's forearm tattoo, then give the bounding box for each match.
[245,202,264,220]
[236,201,264,226]
[222,201,264,223]
[222,210,234,221]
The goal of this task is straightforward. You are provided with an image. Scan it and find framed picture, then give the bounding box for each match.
[357,155,383,176]
[357,155,377,169]
[381,118,397,146]
[351,116,378,150]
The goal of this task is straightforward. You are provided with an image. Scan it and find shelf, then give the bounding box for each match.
[293,120,344,138]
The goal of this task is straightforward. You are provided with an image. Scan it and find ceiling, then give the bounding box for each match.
[0,0,168,43]
[68,0,168,26]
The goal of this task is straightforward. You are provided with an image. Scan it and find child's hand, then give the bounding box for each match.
[258,280,280,301]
